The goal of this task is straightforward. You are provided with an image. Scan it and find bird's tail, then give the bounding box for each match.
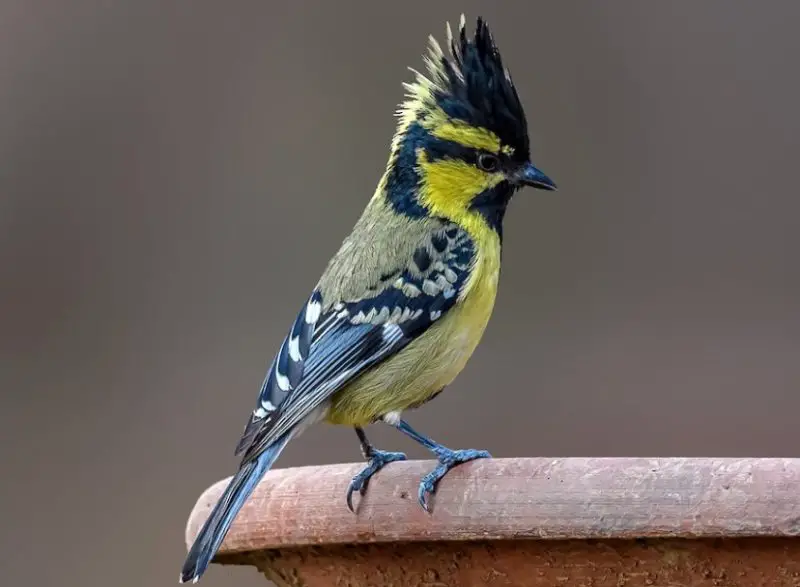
[180,432,292,583]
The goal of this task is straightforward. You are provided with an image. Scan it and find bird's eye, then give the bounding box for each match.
[477,153,500,172]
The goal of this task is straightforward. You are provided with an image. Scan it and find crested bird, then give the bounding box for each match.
[181,15,556,583]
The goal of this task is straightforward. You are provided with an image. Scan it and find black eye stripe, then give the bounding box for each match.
[423,135,475,162]
[422,136,506,168]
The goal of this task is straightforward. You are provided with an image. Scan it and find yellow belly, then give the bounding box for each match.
[326,235,501,426]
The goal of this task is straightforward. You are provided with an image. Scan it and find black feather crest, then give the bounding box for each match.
[399,15,529,159]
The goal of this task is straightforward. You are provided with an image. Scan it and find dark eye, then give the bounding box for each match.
[477,153,500,172]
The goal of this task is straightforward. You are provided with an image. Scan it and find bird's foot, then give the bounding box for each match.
[418,448,491,512]
[346,449,407,512]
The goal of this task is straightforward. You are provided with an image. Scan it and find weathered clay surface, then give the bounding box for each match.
[186,458,800,585]
[220,538,800,586]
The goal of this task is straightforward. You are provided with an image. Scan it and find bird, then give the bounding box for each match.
[180,15,556,583]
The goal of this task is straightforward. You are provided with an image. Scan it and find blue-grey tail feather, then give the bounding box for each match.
[180,432,292,583]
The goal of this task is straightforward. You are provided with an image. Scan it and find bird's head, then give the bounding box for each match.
[383,15,556,236]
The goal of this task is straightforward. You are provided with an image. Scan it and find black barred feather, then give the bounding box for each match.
[234,291,321,457]
[235,224,475,464]
[341,226,473,338]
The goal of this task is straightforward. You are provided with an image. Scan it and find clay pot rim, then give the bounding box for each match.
[185,457,800,556]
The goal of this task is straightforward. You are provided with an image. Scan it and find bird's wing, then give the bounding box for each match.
[234,225,475,464]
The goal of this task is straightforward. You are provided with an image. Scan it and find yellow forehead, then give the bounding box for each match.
[428,118,500,152]
[420,106,514,156]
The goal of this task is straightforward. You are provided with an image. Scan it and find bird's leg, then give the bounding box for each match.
[392,419,491,512]
[346,426,407,512]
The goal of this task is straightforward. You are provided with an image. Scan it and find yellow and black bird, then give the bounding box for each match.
[181,15,555,583]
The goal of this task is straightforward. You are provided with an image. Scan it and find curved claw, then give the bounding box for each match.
[346,449,407,513]
[345,481,360,514]
[417,448,491,513]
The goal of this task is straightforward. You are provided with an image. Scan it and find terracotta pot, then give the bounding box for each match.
[185,457,800,586]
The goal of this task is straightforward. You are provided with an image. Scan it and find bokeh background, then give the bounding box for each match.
[3,1,800,586]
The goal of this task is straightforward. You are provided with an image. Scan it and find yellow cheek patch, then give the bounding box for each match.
[416,150,505,227]
[421,106,502,153]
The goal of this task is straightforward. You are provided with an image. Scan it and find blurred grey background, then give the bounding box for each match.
[2,1,800,586]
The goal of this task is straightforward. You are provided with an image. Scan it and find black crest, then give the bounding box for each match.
[400,16,530,160]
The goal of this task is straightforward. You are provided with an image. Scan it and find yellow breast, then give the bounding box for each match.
[326,229,501,426]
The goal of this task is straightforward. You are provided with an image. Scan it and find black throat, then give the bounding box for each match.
[469,181,515,242]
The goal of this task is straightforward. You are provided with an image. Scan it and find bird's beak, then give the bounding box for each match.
[513,162,557,191]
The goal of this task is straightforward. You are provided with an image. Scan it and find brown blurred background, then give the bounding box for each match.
[2,1,800,586]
